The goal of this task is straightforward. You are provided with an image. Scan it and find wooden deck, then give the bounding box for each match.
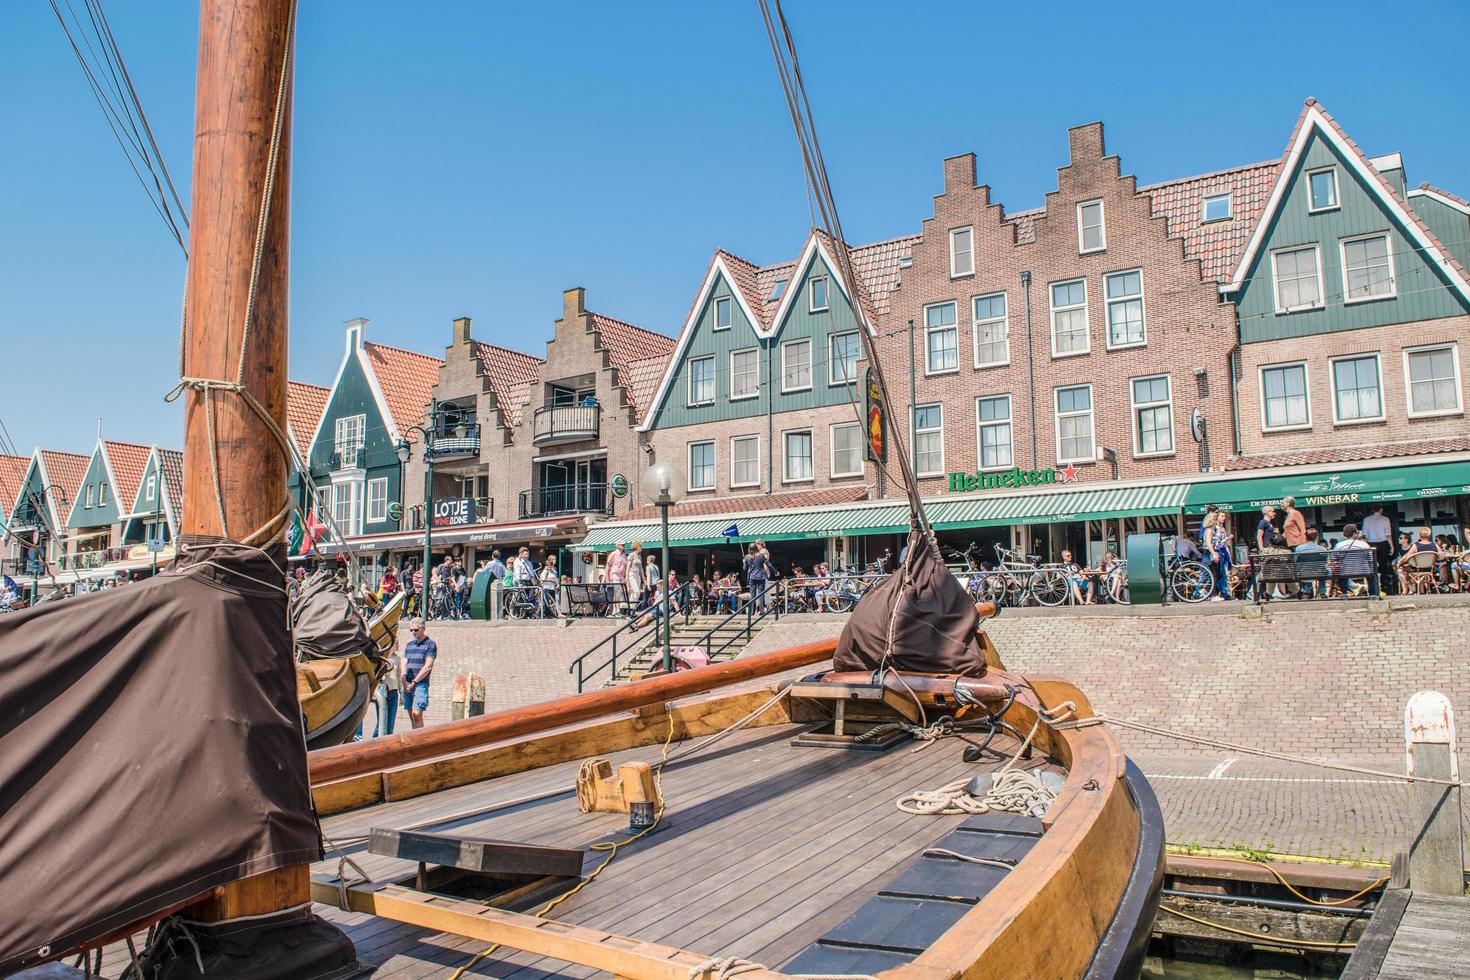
[307,722,1056,978]
[1343,889,1470,980]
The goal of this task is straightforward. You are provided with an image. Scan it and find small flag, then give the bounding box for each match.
[287,511,309,557]
[722,523,739,538]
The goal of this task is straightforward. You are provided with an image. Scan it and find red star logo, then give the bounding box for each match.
[1059,464,1079,483]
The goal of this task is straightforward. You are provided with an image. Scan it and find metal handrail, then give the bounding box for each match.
[567,583,694,692]
[698,589,781,663]
[533,404,600,444]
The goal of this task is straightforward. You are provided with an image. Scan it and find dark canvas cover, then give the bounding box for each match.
[833,528,986,676]
[0,538,321,975]
[290,568,372,662]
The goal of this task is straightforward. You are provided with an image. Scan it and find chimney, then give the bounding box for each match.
[563,287,587,319]
[452,316,472,346]
[942,153,976,194]
[343,317,367,352]
[1067,122,1105,164]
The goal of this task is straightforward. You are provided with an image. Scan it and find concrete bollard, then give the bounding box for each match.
[1404,690,1463,896]
[451,673,486,720]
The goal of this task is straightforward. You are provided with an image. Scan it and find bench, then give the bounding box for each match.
[1253,548,1378,602]
[564,582,631,617]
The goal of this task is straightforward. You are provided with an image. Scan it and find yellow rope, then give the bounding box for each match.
[1157,904,1358,949]
[1191,855,1388,908]
[448,711,679,980]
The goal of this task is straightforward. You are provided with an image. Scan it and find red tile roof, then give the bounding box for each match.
[1141,161,1281,283]
[471,342,544,427]
[39,450,89,519]
[101,440,152,512]
[0,454,28,516]
[286,380,330,458]
[1416,182,1470,210]
[1225,437,1470,471]
[363,342,446,440]
[618,484,870,523]
[748,233,917,329]
[157,448,184,519]
[621,353,672,424]
[588,313,675,424]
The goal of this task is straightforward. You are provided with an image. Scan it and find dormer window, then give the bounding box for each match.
[1202,192,1232,222]
[768,279,788,302]
[1308,167,1339,212]
[1077,200,1105,253]
[809,276,830,313]
[713,296,732,331]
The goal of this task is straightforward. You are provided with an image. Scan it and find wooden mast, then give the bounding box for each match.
[181,0,303,920]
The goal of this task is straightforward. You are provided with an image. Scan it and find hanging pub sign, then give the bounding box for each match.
[863,368,886,464]
[431,496,475,528]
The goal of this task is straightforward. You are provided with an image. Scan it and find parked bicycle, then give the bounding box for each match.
[970,545,1070,607]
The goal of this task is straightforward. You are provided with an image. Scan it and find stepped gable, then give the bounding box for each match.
[617,484,868,523]
[1141,161,1282,283]
[621,353,672,425]
[157,448,184,514]
[101,440,152,510]
[39,450,89,516]
[362,341,446,439]
[286,380,330,458]
[0,455,29,516]
[471,341,543,427]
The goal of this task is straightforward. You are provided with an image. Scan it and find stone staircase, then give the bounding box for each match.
[611,615,768,684]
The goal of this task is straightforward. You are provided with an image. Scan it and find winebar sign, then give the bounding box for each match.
[431,497,475,528]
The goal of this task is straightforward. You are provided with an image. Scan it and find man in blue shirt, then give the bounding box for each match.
[486,549,507,582]
[402,617,437,730]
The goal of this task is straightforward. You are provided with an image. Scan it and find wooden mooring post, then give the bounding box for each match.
[1403,691,1463,896]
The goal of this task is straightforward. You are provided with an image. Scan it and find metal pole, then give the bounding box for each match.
[421,410,435,617]
[661,502,672,674]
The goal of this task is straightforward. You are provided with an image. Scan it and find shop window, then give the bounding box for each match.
[688,441,715,491]
[831,422,863,477]
[1260,363,1310,430]
[1130,375,1173,457]
[976,395,1013,470]
[783,430,813,483]
[1054,385,1094,464]
[1330,354,1383,423]
[973,292,1008,368]
[913,404,943,477]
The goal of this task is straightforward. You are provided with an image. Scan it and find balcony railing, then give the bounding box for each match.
[532,404,600,446]
[426,424,481,461]
[519,482,612,520]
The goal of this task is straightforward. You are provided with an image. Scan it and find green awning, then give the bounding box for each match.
[574,481,1191,552]
[1182,460,1470,514]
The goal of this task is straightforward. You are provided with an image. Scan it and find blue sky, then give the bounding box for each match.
[2,0,1468,454]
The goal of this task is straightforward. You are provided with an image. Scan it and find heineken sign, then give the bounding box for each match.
[947,465,1077,493]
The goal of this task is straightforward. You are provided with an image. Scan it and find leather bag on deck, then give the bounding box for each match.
[0,539,321,975]
[833,528,986,676]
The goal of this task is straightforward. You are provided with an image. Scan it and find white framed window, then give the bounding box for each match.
[334,414,365,468]
[99,482,108,507]
[1049,279,1089,356]
[1202,192,1232,222]
[1054,385,1095,464]
[830,422,863,478]
[1129,374,1174,457]
[1330,353,1384,424]
[924,302,958,374]
[976,395,1013,470]
[730,435,760,488]
[85,484,95,509]
[688,441,715,491]
[912,404,944,477]
[972,292,1009,368]
[781,338,812,392]
[1077,200,1105,253]
[829,331,860,385]
[1341,233,1395,302]
[1260,363,1311,431]
[783,429,813,483]
[1404,343,1463,418]
[949,226,974,277]
[730,347,759,400]
[1270,244,1323,312]
[144,474,156,501]
[366,477,388,523]
[687,355,715,405]
[329,479,362,535]
[1104,269,1146,349]
[1307,166,1338,212]
[809,276,830,312]
[713,296,732,331]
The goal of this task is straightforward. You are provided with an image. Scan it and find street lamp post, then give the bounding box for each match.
[397,402,468,618]
[639,461,685,674]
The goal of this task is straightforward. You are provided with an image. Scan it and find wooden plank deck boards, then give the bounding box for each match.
[304,725,1058,978]
[1375,893,1470,979]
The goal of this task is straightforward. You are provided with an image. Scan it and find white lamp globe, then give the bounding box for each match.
[641,461,685,506]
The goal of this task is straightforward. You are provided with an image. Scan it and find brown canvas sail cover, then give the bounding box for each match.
[833,528,986,676]
[0,540,321,975]
[290,567,373,662]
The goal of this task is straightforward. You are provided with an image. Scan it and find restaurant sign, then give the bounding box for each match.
[947,466,1074,493]
[431,497,475,528]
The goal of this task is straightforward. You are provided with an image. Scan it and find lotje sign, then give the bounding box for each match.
[947,467,1067,493]
[431,497,475,528]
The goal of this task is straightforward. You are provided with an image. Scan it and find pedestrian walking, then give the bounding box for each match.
[744,542,774,612]
[373,644,402,737]
[626,542,646,610]
[1280,497,1307,549]
[1364,505,1394,594]
[402,617,437,730]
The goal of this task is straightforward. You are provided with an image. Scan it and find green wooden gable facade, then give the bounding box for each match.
[642,241,867,431]
[65,444,120,530]
[1408,189,1470,273]
[120,450,173,546]
[1230,112,1470,344]
[307,325,404,537]
[8,456,54,531]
